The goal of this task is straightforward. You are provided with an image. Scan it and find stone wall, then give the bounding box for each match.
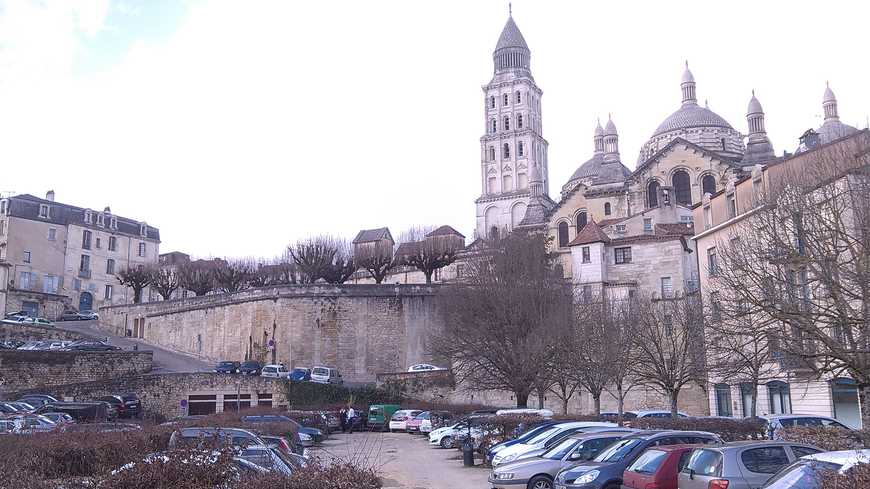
[5,373,287,419]
[0,322,90,343]
[0,350,152,393]
[100,285,444,384]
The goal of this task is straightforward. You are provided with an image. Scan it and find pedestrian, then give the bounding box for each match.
[346,406,356,434]
[339,407,347,433]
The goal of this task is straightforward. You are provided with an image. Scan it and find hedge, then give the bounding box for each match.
[626,417,767,442]
[821,463,870,489]
[778,426,868,451]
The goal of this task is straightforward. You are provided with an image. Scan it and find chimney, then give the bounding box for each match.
[46,190,55,202]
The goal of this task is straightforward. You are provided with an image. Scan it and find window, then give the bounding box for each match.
[604,202,611,215]
[79,254,90,271]
[727,194,737,218]
[489,96,495,109]
[82,230,92,250]
[791,446,822,459]
[672,170,692,205]
[615,224,626,233]
[707,247,718,276]
[104,285,113,301]
[582,246,590,263]
[502,143,510,159]
[489,226,500,240]
[0,200,6,214]
[503,93,508,106]
[95,237,101,249]
[647,180,660,207]
[0,220,5,236]
[73,278,81,291]
[38,204,50,218]
[109,216,118,230]
[660,277,673,298]
[488,146,495,161]
[702,175,716,196]
[515,91,521,103]
[558,222,569,248]
[106,259,115,275]
[576,212,587,231]
[18,271,33,290]
[43,275,58,294]
[491,119,497,133]
[517,114,523,129]
[711,292,721,321]
[581,285,592,302]
[683,449,722,477]
[488,177,497,194]
[518,141,524,157]
[108,236,117,252]
[140,224,147,237]
[504,116,510,131]
[23,251,31,263]
[715,384,733,416]
[721,138,727,151]
[704,205,712,229]
[741,447,789,474]
[84,210,92,223]
[47,228,56,241]
[767,381,791,414]
[138,242,146,257]
[644,218,653,232]
[614,247,632,264]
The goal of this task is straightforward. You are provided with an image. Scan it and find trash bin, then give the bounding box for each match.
[462,438,475,467]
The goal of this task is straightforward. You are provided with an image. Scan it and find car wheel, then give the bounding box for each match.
[527,476,553,489]
[440,436,454,449]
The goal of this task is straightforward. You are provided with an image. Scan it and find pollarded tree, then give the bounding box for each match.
[430,232,572,407]
[321,238,357,284]
[116,265,154,304]
[152,267,180,301]
[395,226,465,284]
[178,260,217,297]
[213,258,254,293]
[353,229,395,284]
[288,235,338,284]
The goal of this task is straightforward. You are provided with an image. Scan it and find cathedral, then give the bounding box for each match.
[474,12,860,298]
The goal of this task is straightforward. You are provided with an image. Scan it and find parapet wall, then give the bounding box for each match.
[0,350,153,393]
[0,322,90,343]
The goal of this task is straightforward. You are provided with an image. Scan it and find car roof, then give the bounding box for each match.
[647,443,710,453]
[802,449,870,465]
[626,430,718,439]
[703,440,818,451]
[762,413,838,420]
[567,429,637,440]
[263,364,285,368]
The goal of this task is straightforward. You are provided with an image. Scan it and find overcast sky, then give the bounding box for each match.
[1,0,868,259]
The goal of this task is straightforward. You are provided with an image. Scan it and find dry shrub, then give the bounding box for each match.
[778,426,866,451]
[627,417,766,442]
[96,449,238,489]
[240,464,381,489]
[821,462,870,489]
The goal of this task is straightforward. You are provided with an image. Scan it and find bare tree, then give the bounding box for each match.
[395,226,464,284]
[571,294,623,415]
[547,337,582,415]
[213,258,253,293]
[603,298,641,421]
[354,240,394,284]
[321,238,357,284]
[430,232,571,407]
[152,267,180,301]
[178,260,217,297]
[631,293,707,417]
[116,265,154,304]
[288,235,338,284]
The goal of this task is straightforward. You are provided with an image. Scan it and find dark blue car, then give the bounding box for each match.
[289,368,311,381]
[487,420,558,463]
[214,361,239,374]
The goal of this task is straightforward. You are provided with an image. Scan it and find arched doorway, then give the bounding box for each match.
[79,291,93,312]
[831,378,862,429]
[648,181,660,208]
[672,170,692,206]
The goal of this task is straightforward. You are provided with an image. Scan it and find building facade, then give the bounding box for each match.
[0,192,160,318]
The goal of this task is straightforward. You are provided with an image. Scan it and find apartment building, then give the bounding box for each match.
[0,191,160,318]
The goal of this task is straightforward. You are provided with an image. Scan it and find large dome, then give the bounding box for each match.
[653,104,735,136]
[562,154,631,194]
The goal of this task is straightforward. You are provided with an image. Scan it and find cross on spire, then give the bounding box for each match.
[509,2,512,16]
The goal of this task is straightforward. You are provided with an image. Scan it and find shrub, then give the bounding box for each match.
[821,462,870,489]
[778,426,866,451]
[96,449,238,489]
[627,417,766,442]
[239,464,381,489]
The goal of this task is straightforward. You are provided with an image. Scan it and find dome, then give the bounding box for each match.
[681,64,695,84]
[564,154,631,189]
[653,104,735,136]
[817,120,858,144]
[823,83,836,104]
[604,117,617,136]
[747,91,763,115]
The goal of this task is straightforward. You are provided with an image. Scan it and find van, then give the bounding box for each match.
[368,404,401,432]
[310,366,343,385]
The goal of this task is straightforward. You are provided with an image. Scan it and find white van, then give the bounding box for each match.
[495,408,554,418]
[310,366,343,385]
[260,364,289,378]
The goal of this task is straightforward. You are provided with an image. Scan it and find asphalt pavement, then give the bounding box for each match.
[57,319,211,373]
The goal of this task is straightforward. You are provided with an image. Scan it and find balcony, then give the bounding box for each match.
[78,268,92,279]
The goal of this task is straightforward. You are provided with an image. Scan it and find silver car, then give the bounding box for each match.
[489,430,632,489]
[679,441,822,489]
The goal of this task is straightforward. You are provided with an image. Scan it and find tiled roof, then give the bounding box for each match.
[565,153,632,187]
[352,227,393,244]
[394,241,420,258]
[495,16,528,52]
[655,223,695,236]
[567,220,611,246]
[426,225,465,239]
[597,217,629,227]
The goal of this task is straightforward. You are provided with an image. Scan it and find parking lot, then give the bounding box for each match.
[315,431,490,489]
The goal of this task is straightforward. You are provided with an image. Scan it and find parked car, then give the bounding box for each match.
[429,415,492,449]
[288,367,311,381]
[496,408,555,418]
[5,402,35,413]
[761,449,870,488]
[97,395,132,418]
[79,311,99,320]
[260,364,289,378]
[0,403,24,414]
[237,445,295,476]
[599,411,638,421]
[389,409,423,432]
[488,421,560,463]
[40,412,75,425]
[240,414,306,450]
[118,393,142,417]
[423,410,454,433]
[633,410,689,418]
[168,427,267,449]
[622,444,701,489]
[678,441,823,489]
[214,361,240,374]
[35,402,111,422]
[762,414,855,437]
[368,404,401,432]
[490,430,635,489]
[18,394,58,408]
[59,311,84,321]
[17,316,53,327]
[6,414,58,434]
[63,341,120,351]
[407,363,445,372]
[260,434,307,460]
[407,410,453,434]
[491,422,620,467]
[239,361,262,376]
[554,430,723,489]
[62,422,142,433]
[310,366,343,384]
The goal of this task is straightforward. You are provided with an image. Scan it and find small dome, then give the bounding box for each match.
[747,91,763,115]
[604,116,617,136]
[653,104,734,136]
[681,62,695,84]
[565,154,632,188]
[823,82,836,104]
[594,119,604,136]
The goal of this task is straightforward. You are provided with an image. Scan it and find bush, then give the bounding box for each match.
[239,464,381,489]
[627,417,766,442]
[778,426,867,451]
[821,462,870,489]
[282,381,401,408]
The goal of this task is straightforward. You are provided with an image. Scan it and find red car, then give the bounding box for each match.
[405,411,427,434]
[622,444,701,489]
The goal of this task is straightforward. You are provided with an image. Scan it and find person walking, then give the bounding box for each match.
[339,407,347,433]
[346,406,356,434]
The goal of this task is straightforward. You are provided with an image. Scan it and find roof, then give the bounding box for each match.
[352,227,393,244]
[6,194,160,241]
[566,153,632,187]
[426,225,465,239]
[634,137,742,176]
[747,92,763,114]
[394,241,420,257]
[653,103,735,137]
[494,16,529,52]
[567,220,611,246]
[655,223,695,236]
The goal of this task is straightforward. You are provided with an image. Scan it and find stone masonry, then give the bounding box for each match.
[0,350,152,393]
[0,322,90,343]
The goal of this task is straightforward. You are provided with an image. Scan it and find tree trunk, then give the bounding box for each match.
[616,384,625,422]
[860,385,870,430]
[133,287,143,304]
[593,394,601,415]
[669,389,680,418]
[423,269,433,284]
[537,390,545,409]
[514,388,530,408]
[562,397,569,415]
[750,385,759,418]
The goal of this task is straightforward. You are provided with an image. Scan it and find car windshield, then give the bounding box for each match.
[762,460,842,489]
[542,438,582,460]
[241,362,258,367]
[517,424,553,441]
[218,362,235,367]
[628,449,668,474]
[683,449,723,477]
[525,426,562,445]
[312,368,328,375]
[594,438,641,463]
[292,368,308,374]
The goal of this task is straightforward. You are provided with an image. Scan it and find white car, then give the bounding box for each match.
[260,364,289,378]
[388,409,423,432]
[633,409,689,418]
[762,449,870,488]
[429,422,466,449]
[407,363,445,372]
[491,421,617,467]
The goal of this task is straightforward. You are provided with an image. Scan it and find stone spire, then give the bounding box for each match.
[823,81,839,122]
[593,118,605,155]
[493,13,530,74]
[681,61,697,106]
[603,114,620,163]
[742,90,776,164]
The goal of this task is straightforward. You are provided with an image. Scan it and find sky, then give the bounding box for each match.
[1,0,868,259]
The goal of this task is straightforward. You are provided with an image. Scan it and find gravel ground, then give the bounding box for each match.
[312,430,492,489]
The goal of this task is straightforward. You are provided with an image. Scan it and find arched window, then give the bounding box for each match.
[517,114,523,129]
[714,384,733,417]
[491,119,497,133]
[702,175,716,197]
[515,91,521,103]
[558,222,569,248]
[576,212,587,232]
[604,202,612,216]
[673,170,692,205]
[648,181,660,208]
[503,94,508,106]
[518,141,524,157]
[489,96,495,109]
[504,117,510,131]
[503,143,510,159]
[767,381,792,414]
[489,226,500,240]
[488,146,495,161]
